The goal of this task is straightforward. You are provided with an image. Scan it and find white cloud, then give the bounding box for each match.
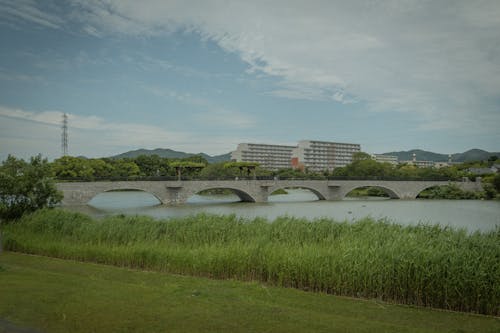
[0,69,46,84]
[3,0,500,150]
[59,0,500,133]
[139,83,257,129]
[0,106,253,159]
[0,0,64,29]
[0,106,191,158]
[194,109,256,129]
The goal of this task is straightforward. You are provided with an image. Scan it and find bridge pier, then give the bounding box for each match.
[161,180,271,205]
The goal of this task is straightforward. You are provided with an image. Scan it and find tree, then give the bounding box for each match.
[352,152,372,162]
[492,174,500,192]
[198,162,239,180]
[133,155,169,177]
[170,161,205,180]
[0,155,62,221]
[224,162,259,179]
[109,159,141,179]
[52,156,94,180]
[488,155,498,163]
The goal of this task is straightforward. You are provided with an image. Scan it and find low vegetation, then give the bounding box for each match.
[417,184,485,199]
[2,209,498,315]
[346,186,389,198]
[198,188,235,196]
[270,188,288,195]
[2,253,498,333]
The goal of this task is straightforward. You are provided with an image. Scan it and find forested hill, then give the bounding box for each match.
[111,147,498,164]
[112,148,231,163]
[382,149,500,162]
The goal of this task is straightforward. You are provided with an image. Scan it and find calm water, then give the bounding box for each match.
[64,189,500,232]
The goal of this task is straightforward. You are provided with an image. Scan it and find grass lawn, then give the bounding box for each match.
[0,252,498,333]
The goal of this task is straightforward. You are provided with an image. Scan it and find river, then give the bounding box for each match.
[63,189,500,232]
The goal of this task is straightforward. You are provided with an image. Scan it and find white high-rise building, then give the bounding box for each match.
[231,143,296,170]
[291,140,361,172]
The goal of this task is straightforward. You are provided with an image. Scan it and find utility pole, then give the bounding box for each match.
[61,113,68,156]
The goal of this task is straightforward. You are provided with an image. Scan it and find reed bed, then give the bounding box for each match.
[1,209,498,315]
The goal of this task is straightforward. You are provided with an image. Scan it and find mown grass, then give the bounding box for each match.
[1,252,500,333]
[1,209,499,316]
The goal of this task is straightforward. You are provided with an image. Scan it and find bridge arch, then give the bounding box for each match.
[183,186,258,203]
[56,181,169,206]
[89,188,163,206]
[268,185,327,201]
[403,181,454,200]
[340,185,401,199]
[413,183,458,199]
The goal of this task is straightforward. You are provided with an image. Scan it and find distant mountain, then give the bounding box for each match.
[382,149,500,162]
[451,149,500,162]
[382,149,448,162]
[111,148,231,163]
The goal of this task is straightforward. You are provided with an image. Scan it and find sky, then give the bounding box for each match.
[1,0,499,161]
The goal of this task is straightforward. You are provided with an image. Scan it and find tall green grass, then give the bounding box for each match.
[1,209,498,315]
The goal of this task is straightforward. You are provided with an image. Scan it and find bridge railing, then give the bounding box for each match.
[326,176,458,181]
[55,175,467,182]
[56,176,179,182]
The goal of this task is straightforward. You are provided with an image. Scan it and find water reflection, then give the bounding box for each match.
[268,188,319,202]
[88,191,161,210]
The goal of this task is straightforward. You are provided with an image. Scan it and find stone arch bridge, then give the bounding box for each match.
[57,179,483,206]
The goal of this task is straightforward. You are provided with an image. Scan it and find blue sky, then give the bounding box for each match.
[1,0,499,160]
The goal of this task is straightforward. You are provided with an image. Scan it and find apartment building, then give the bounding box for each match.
[291,140,361,172]
[372,154,398,165]
[230,143,296,170]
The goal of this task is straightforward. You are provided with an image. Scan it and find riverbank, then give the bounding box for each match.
[0,252,498,332]
[2,209,498,315]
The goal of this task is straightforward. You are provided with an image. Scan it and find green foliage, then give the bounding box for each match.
[170,161,206,180]
[52,156,142,180]
[223,161,260,179]
[487,155,498,163]
[223,161,260,169]
[182,154,209,165]
[270,188,288,195]
[352,151,372,161]
[198,162,239,179]
[52,156,95,179]
[492,174,500,192]
[108,159,141,178]
[479,173,500,199]
[347,187,389,197]
[3,209,499,315]
[48,153,488,183]
[0,155,62,220]
[482,183,497,199]
[132,154,170,177]
[417,184,483,199]
[331,157,469,181]
[169,161,206,169]
[51,155,212,180]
